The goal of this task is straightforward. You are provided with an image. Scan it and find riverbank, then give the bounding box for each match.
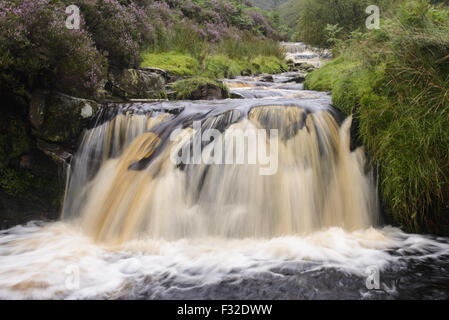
[304,1,449,235]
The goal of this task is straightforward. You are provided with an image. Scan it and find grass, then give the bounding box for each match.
[141,36,287,97]
[141,52,200,76]
[304,0,449,235]
[171,77,229,100]
[304,56,360,92]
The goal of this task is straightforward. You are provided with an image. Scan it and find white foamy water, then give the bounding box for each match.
[1,222,448,299]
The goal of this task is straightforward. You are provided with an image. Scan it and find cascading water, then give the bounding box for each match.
[61,98,377,243]
[0,56,448,300]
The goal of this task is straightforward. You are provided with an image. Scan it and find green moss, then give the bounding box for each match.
[141,52,200,76]
[172,77,229,100]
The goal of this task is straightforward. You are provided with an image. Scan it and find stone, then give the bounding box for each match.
[29,90,100,144]
[259,74,274,82]
[189,84,229,100]
[110,69,166,100]
[241,69,252,76]
[284,75,306,83]
[36,139,73,166]
[230,92,245,99]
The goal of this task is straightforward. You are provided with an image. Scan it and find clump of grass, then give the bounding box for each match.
[141,52,200,76]
[250,55,287,74]
[304,56,360,92]
[219,35,285,60]
[202,55,246,79]
[305,0,449,235]
[171,77,229,100]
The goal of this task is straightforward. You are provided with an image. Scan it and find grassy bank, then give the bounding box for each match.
[304,0,449,235]
[141,37,287,97]
[141,35,287,89]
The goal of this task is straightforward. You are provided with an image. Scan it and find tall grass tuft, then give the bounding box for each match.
[305,0,449,235]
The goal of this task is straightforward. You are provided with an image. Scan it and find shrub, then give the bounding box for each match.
[78,0,153,68]
[295,0,396,47]
[0,0,107,98]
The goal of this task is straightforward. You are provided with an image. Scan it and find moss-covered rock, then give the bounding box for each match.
[108,69,166,100]
[172,77,230,100]
[29,91,100,144]
[0,101,65,228]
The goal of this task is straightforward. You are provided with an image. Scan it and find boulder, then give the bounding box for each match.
[259,74,274,83]
[29,91,100,144]
[230,92,245,99]
[109,69,165,100]
[284,75,306,83]
[190,84,229,100]
[295,62,316,72]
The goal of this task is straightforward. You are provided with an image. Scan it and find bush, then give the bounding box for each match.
[0,0,107,98]
[78,0,153,68]
[295,0,396,47]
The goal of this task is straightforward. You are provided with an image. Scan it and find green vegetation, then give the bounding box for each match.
[142,34,286,94]
[172,77,229,100]
[305,0,449,235]
[141,52,200,76]
[278,0,397,45]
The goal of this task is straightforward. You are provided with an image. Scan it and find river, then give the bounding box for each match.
[0,44,448,300]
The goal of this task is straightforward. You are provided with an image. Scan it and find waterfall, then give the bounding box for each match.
[62,99,378,243]
[1,69,448,300]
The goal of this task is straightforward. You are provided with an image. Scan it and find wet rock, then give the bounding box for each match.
[259,74,274,83]
[295,62,316,72]
[29,90,100,144]
[241,69,252,76]
[36,139,72,166]
[230,92,245,99]
[284,75,306,83]
[190,84,229,100]
[109,69,166,100]
[141,67,178,83]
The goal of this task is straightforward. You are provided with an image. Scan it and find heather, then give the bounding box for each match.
[0,0,285,101]
[304,0,449,235]
[0,0,107,99]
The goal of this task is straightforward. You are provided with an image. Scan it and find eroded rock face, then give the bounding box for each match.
[109,69,166,100]
[29,91,100,144]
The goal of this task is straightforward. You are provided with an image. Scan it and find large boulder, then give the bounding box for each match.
[109,69,166,100]
[29,91,100,144]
